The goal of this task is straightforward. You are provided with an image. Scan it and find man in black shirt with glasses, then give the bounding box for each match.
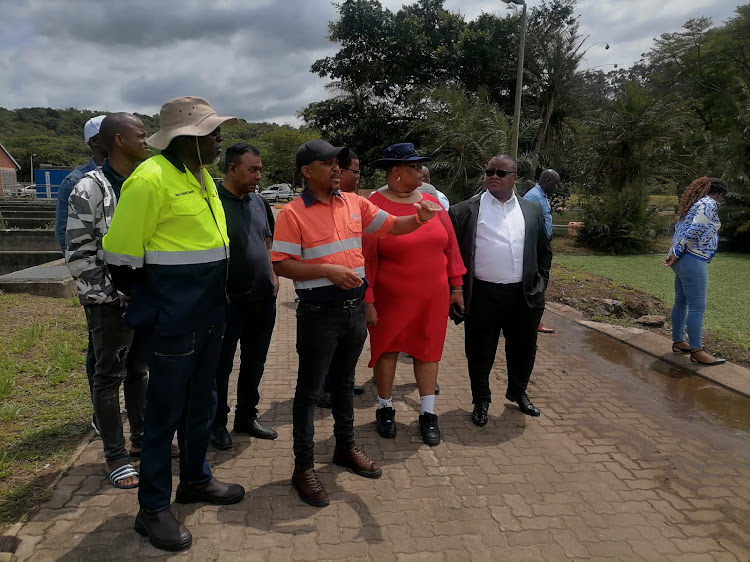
[211,143,279,449]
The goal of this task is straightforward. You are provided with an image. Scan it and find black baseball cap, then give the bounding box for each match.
[296,139,349,171]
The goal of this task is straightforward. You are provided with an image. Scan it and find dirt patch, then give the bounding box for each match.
[548,264,750,369]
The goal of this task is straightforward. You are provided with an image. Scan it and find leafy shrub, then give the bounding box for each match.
[577,185,658,254]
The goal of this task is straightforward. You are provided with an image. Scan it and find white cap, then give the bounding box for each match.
[84,115,106,144]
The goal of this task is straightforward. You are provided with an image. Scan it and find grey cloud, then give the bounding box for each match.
[0,0,744,125]
[28,0,336,52]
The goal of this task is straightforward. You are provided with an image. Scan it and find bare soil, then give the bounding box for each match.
[548,264,750,369]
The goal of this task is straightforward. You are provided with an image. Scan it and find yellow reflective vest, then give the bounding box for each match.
[103,153,229,334]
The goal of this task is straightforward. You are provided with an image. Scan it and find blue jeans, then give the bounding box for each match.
[293,301,366,470]
[138,324,223,513]
[214,298,276,426]
[671,253,709,349]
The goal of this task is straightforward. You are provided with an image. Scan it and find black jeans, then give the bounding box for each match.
[85,331,96,424]
[138,324,223,513]
[464,280,545,404]
[84,304,148,463]
[293,301,367,470]
[214,298,276,426]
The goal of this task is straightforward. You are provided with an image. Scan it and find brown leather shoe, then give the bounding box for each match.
[332,446,382,479]
[292,468,330,507]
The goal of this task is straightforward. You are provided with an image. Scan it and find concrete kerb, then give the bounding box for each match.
[546,301,750,399]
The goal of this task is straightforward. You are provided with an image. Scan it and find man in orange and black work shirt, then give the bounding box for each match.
[271,140,443,508]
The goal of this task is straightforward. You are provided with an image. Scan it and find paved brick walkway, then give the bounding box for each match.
[13,278,750,561]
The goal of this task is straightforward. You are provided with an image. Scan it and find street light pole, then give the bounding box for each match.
[30,153,36,193]
[505,0,527,160]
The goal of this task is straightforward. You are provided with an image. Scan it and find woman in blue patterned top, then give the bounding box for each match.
[663,177,728,365]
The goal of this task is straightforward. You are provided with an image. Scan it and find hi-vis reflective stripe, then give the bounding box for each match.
[294,266,366,290]
[103,251,143,268]
[301,237,361,260]
[144,246,229,265]
[271,240,302,256]
[364,209,389,234]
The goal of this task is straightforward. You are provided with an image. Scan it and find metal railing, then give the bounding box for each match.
[0,183,61,199]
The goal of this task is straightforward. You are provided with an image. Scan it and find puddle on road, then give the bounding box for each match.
[554,318,750,440]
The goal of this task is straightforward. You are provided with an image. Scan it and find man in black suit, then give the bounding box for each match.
[449,154,552,426]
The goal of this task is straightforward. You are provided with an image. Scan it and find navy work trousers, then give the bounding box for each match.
[137,324,223,513]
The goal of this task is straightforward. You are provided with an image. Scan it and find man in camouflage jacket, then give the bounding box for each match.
[65,113,151,489]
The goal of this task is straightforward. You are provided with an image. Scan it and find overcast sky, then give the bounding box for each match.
[0,0,741,125]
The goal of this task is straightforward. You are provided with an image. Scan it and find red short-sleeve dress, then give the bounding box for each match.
[363,191,466,367]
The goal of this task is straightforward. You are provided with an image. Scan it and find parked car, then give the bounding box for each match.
[18,185,37,198]
[260,183,295,203]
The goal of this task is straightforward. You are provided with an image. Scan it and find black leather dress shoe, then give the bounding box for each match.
[353,385,365,395]
[209,425,232,450]
[419,413,441,446]
[506,392,541,417]
[175,477,245,505]
[135,508,192,552]
[234,419,278,440]
[472,401,490,427]
[376,407,396,438]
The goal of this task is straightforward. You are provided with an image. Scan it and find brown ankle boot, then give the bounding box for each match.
[292,468,329,507]
[332,446,382,478]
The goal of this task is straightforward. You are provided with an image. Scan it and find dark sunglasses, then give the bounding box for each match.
[485,168,517,178]
[208,127,221,137]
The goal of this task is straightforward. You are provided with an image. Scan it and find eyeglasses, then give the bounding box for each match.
[485,168,517,178]
[208,127,221,137]
[343,168,361,176]
[404,163,422,171]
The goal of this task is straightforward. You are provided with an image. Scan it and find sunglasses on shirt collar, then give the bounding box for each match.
[485,168,518,178]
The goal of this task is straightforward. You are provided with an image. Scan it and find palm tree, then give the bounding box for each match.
[411,86,517,201]
[586,82,684,191]
[576,83,686,254]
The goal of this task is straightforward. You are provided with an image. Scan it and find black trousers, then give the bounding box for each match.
[464,280,545,404]
[84,304,147,463]
[293,301,366,470]
[214,298,276,426]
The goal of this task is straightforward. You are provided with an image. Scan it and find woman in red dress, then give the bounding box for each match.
[364,143,466,446]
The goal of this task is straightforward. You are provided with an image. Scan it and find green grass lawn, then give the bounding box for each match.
[0,293,90,529]
[554,252,750,349]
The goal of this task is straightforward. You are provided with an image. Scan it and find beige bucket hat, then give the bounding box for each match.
[146,96,238,150]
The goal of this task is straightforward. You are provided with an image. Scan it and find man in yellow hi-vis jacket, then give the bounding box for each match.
[103,97,244,553]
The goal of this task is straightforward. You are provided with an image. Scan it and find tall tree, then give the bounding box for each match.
[412,86,514,201]
[311,0,465,105]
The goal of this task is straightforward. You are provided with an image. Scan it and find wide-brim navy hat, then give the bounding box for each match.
[371,143,431,168]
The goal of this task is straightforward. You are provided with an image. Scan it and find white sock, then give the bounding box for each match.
[420,395,435,414]
[378,397,393,410]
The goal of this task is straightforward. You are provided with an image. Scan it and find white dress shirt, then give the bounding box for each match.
[474,190,525,284]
